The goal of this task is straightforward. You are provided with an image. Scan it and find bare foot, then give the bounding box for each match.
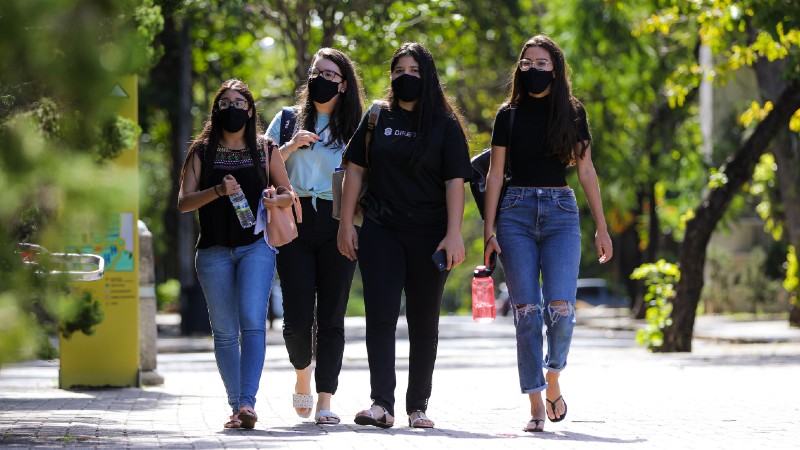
[294,365,313,418]
[354,404,394,428]
[408,410,434,428]
[315,392,336,423]
[545,372,567,421]
[527,393,546,432]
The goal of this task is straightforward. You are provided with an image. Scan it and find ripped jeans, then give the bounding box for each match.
[497,187,581,394]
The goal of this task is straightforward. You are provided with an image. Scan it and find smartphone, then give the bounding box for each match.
[488,251,497,271]
[431,249,447,271]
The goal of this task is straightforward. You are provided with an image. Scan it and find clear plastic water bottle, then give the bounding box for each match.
[472,265,496,323]
[229,190,255,228]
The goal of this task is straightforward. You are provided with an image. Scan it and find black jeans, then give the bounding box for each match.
[357,218,450,417]
[276,198,357,394]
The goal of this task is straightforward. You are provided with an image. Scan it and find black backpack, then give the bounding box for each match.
[469,105,515,220]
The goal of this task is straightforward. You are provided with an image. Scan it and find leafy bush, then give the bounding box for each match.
[630,259,680,350]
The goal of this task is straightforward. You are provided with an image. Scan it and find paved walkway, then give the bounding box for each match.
[1,310,799,449]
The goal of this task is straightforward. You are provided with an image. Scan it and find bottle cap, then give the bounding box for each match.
[473,265,492,278]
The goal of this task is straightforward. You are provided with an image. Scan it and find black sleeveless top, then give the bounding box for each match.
[196,139,271,249]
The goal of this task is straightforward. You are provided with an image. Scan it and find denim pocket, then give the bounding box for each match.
[500,190,522,211]
[554,195,579,214]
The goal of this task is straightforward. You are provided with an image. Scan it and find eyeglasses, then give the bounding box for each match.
[518,58,552,72]
[309,68,344,82]
[218,99,248,110]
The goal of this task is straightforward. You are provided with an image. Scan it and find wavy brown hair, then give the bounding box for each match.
[505,34,588,165]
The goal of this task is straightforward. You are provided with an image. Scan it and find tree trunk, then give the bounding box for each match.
[661,80,800,352]
[752,58,800,326]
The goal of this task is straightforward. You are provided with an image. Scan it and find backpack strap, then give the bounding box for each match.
[364,100,384,167]
[279,107,296,146]
[505,104,516,179]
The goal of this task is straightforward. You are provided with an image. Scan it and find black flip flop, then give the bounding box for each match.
[546,395,567,422]
[524,419,545,432]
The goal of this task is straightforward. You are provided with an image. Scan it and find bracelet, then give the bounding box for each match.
[485,234,496,246]
[213,184,221,197]
[280,145,291,156]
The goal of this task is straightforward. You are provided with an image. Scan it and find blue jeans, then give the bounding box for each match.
[195,239,275,413]
[497,187,581,394]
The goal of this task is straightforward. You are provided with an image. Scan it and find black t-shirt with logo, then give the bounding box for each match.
[344,106,472,235]
[491,94,591,187]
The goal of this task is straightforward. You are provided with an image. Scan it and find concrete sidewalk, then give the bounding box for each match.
[1,313,799,449]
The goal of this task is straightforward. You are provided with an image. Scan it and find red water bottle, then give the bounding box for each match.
[472,265,496,323]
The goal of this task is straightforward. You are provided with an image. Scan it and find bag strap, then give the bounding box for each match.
[505,104,516,179]
[265,141,302,223]
[364,100,383,167]
[279,107,296,146]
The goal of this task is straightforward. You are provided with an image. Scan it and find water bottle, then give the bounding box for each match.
[229,190,255,228]
[472,265,496,323]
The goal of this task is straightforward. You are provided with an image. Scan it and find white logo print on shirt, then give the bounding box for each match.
[384,127,393,136]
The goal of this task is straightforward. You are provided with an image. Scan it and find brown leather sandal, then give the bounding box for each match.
[237,405,258,429]
[224,414,242,429]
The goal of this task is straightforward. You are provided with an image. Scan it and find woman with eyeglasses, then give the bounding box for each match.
[337,42,472,429]
[264,48,365,425]
[178,79,294,429]
[482,35,613,433]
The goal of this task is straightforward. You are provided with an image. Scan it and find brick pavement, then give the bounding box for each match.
[1,314,799,449]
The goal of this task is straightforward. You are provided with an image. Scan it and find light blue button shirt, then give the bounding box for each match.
[265,110,344,210]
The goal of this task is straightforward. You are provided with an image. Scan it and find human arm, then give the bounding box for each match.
[336,163,365,261]
[435,178,467,270]
[482,145,506,266]
[264,109,321,162]
[576,142,613,264]
[177,152,240,213]
[262,142,296,209]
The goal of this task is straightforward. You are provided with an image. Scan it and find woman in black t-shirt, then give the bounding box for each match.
[483,35,613,433]
[178,79,294,430]
[337,42,472,429]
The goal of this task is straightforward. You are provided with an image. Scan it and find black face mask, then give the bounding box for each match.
[391,73,422,102]
[219,106,250,133]
[309,76,341,104]
[522,69,553,95]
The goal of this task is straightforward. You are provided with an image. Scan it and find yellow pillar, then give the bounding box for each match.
[59,76,140,388]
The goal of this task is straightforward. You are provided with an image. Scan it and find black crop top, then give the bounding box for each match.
[490,94,591,187]
[196,140,270,249]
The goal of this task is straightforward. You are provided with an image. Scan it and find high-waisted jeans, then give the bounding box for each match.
[195,239,275,413]
[497,187,581,394]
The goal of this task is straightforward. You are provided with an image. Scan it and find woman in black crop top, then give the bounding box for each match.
[483,35,614,433]
[337,42,472,429]
[177,79,294,430]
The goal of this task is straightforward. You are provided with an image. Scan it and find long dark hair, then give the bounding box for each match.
[385,42,468,168]
[295,48,364,147]
[506,35,587,165]
[180,79,266,189]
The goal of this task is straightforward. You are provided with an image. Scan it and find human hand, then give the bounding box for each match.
[437,233,466,270]
[337,224,359,261]
[596,229,613,264]
[261,187,278,210]
[484,235,501,268]
[220,174,240,195]
[288,130,321,152]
